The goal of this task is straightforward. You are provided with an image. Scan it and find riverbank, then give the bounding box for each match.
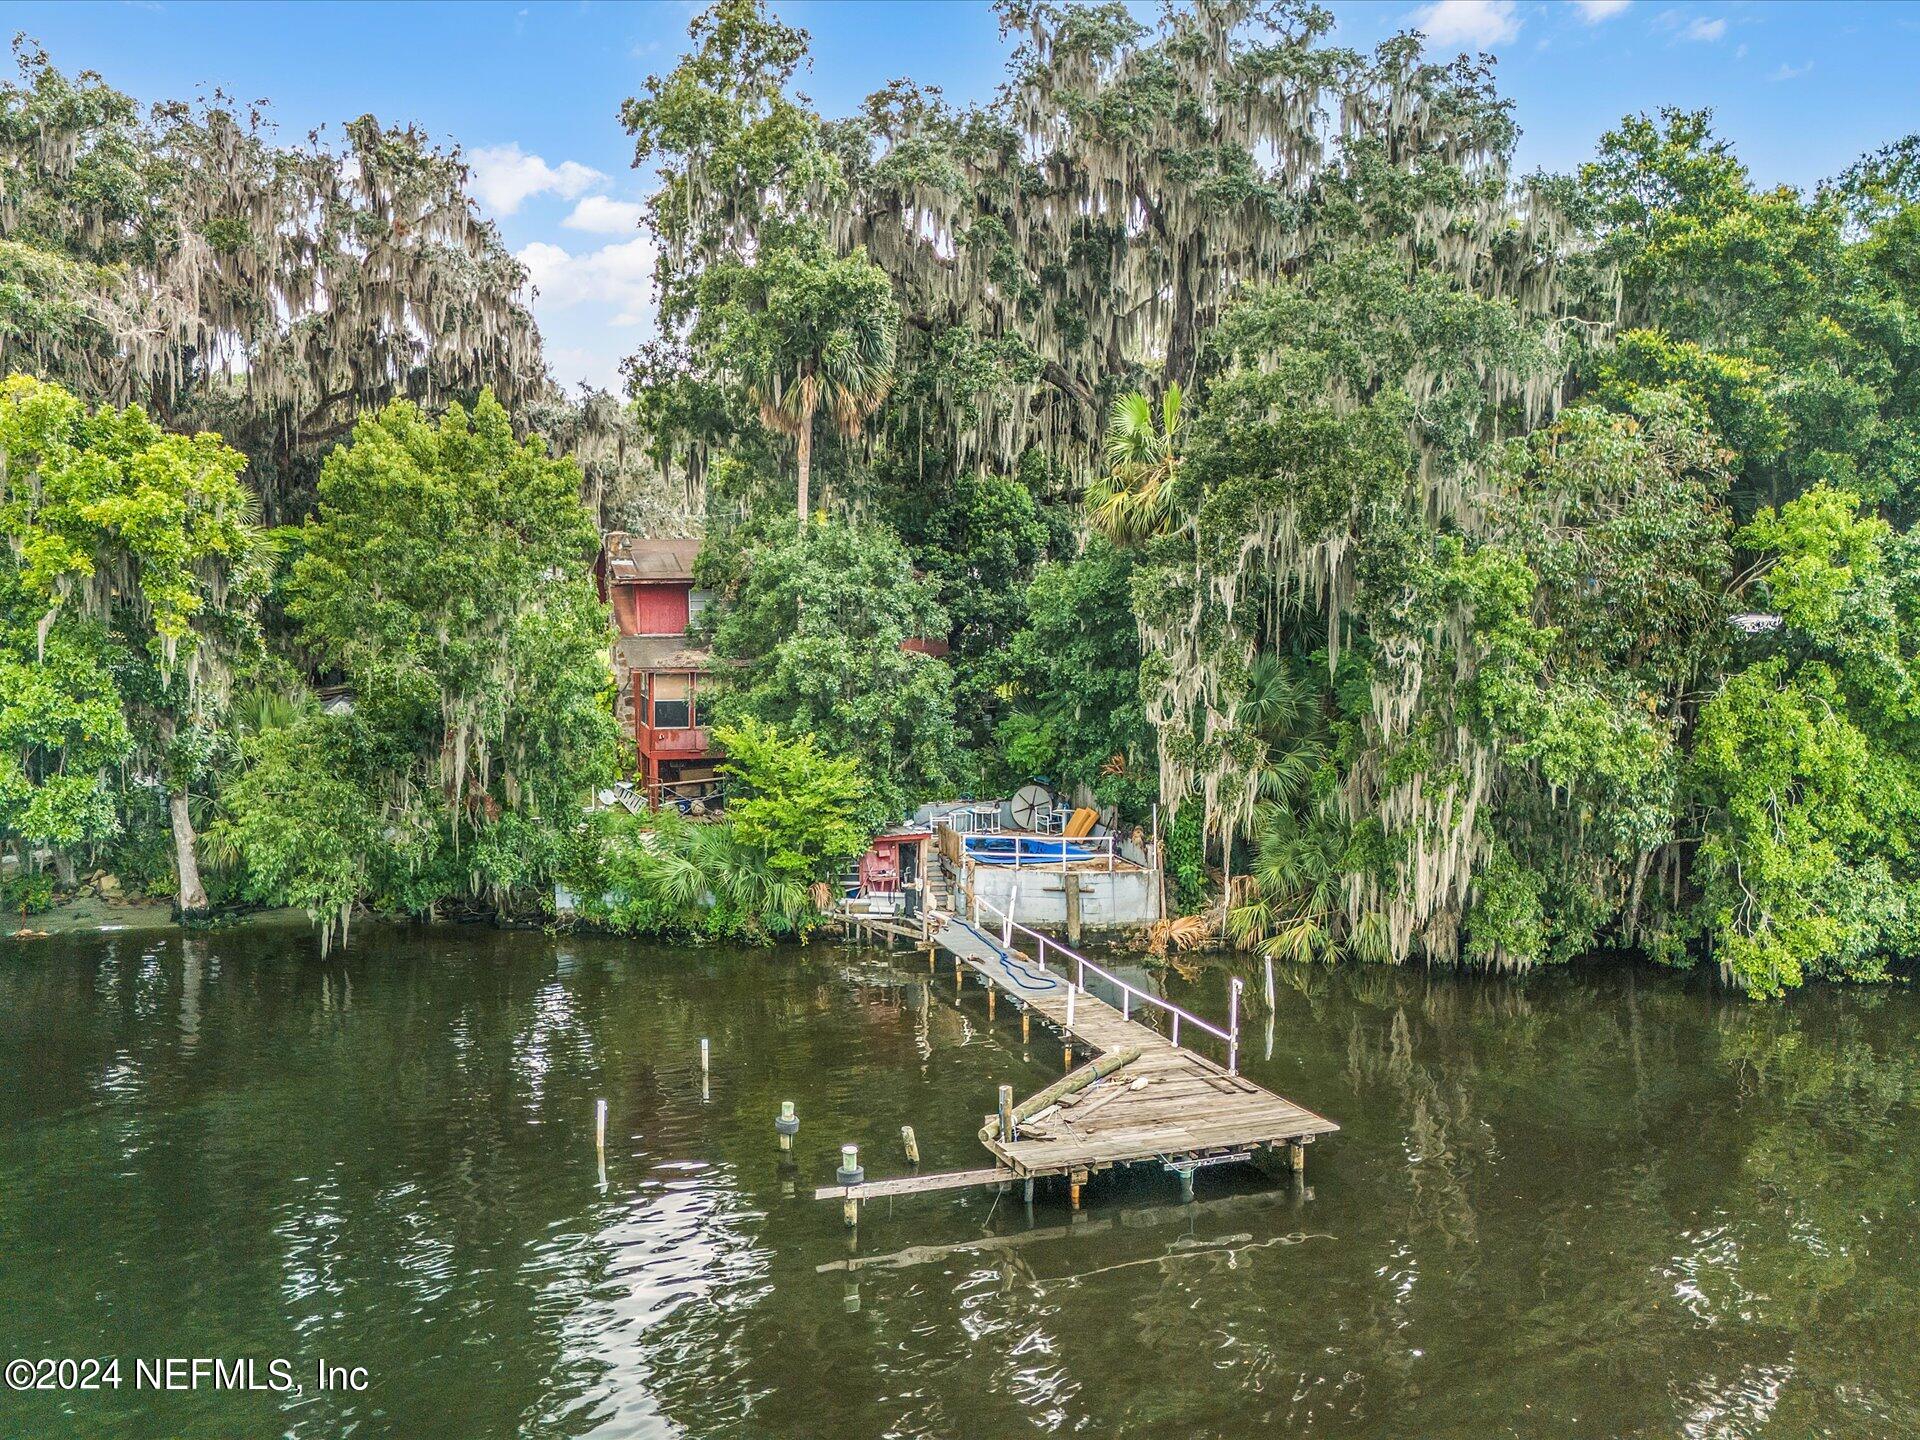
[8,892,311,941]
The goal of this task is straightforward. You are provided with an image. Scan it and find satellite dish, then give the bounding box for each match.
[1010,784,1053,829]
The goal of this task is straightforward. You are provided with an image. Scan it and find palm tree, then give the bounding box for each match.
[1090,383,1184,546]
[1239,655,1328,811]
[1225,803,1350,962]
[748,289,899,529]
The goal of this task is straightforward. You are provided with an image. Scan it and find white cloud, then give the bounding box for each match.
[1576,0,1630,20]
[517,236,658,327]
[546,345,622,393]
[466,144,604,217]
[563,195,647,235]
[1770,59,1813,81]
[1681,15,1727,41]
[1412,0,1520,49]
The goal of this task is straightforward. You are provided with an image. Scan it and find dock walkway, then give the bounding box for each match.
[932,908,1338,1198]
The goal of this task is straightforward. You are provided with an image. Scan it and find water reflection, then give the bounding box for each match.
[0,926,1915,1438]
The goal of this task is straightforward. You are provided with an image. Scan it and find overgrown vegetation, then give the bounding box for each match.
[7,3,1920,994]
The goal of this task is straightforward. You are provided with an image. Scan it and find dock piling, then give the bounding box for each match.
[837,1144,865,1228]
[775,1100,799,1152]
[901,1125,920,1165]
[997,1084,1016,1142]
[594,1098,607,1156]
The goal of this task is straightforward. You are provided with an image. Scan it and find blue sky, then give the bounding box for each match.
[13,0,1920,392]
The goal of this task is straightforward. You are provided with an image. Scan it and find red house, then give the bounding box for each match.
[596,534,721,807]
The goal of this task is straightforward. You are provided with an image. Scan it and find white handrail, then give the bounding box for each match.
[972,888,1241,1074]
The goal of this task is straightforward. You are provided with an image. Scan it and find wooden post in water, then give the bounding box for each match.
[901,1125,920,1165]
[1289,1138,1306,1176]
[1021,1008,1030,1044]
[1069,1168,1086,1210]
[1264,955,1276,1009]
[775,1101,798,1152]
[997,1085,1015,1142]
[595,1098,607,1157]
[987,986,996,1021]
[1064,872,1082,945]
[838,1144,864,1228]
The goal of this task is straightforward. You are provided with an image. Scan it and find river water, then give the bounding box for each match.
[0,921,1914,1438]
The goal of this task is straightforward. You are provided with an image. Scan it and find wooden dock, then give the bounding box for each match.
[939,911,1337,1197]
[821,901,1337,1216]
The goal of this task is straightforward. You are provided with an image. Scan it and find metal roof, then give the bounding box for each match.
[604,533,702,583]
[615,635,712,671]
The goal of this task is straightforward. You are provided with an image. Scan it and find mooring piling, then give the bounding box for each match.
[837,1144,865,1227]
[997,1084,1016,1142]
[776,1100,798,1152]
[901,1125,920,1165]
[594,1098,607,1156]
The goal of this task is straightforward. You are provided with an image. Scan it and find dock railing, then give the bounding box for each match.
[972,888,1241,1075]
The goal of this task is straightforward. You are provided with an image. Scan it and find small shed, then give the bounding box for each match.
[857,826,933,909]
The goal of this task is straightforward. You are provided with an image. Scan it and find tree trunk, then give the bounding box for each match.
[170,788,209,919]
[795,402,815,529]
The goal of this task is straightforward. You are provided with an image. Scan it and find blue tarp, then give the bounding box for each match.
[963,835,1098,865]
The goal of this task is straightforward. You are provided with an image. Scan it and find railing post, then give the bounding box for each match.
[1122,989,1130,1022]
[1171,1012,1181,1050]
[1036,935,1047,971]
[1229,976,1243,1077]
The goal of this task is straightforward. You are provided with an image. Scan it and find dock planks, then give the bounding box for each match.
[933,913,1338,1184]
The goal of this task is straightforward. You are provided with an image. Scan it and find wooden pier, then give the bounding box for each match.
[820,895,1337,1215]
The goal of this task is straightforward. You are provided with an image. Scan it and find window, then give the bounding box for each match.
[650,671,693,730]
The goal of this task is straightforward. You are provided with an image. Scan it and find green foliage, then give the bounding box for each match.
[0,373,266,905]
[1164,806,1207,915]
[2,868,54,916]
[557,807,816,944]
[209,711,380,953]
[1684,487,1920,994]
[0,45,546,518]
[1089,385,1185,547]
[994,536,1155,816]
[714,717,867,883]
[290,391,618,830]
[1584,108,1920,519]
[908,468,1050,750]
[706,517,969,827]
[688,223,899,519]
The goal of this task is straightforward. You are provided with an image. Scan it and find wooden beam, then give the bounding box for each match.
[813,1166,1013,1201]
